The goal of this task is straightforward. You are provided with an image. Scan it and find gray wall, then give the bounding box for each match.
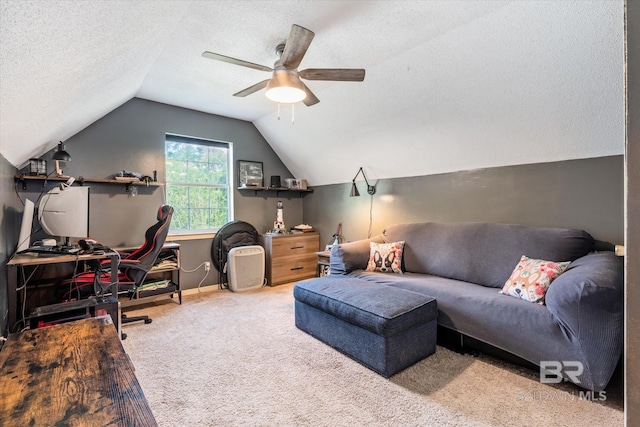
[0,154,20,335]
[627,1,639,423]
[303,156,624,246]
[20,98,303,290]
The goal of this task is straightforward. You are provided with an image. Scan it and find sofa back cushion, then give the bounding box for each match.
[383,222,594,288]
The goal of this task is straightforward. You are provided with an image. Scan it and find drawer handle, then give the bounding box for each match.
[290,266,304,271]
[290,246,305,249]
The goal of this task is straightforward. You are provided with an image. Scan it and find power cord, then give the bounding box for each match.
[180,262,211,293]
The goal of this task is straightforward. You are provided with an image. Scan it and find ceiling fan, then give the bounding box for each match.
[202,24,365,106]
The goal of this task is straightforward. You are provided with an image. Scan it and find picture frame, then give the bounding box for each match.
[238,160,264,187]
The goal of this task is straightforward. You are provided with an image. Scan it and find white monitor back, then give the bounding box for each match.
[17,199,35,252]
[38,186,90,241]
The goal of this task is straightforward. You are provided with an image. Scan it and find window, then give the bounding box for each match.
[165,135,233,235]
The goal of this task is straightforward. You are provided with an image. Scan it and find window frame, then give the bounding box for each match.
[164,134,234,236]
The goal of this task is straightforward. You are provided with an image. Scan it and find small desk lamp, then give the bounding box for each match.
[350,167,376,196]
[52,141,71,176]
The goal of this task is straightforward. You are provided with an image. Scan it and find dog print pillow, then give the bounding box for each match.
[366,241,405,274]
[499,255,570,305]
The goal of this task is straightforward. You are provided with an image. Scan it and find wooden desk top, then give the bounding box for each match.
[7,242,180,267]
[0,317,157,426]
[7,250,116,267]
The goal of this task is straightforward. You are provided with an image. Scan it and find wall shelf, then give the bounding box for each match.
[15,174,162,192]
[237,186,313,197]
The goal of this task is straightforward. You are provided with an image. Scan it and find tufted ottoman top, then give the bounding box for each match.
[294,277,437,337]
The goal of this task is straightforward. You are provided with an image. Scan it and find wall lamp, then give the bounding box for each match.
[52,141,71,176]
[350,167,376,197]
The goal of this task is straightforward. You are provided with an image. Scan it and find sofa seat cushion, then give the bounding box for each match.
[348,270,571,362]
[293,276,437,337]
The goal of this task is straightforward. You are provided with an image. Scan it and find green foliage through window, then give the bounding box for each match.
[165,135,232,234]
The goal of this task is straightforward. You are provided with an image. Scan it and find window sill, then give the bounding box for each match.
[167,233,216,241]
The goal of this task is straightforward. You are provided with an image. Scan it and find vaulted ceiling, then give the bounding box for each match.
[0,1,624,186]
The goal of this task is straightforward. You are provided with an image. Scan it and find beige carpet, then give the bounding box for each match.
[121,283,623,427]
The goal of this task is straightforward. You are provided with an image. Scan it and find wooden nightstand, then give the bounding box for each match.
[260,232,320,286]
[315,250,331,276]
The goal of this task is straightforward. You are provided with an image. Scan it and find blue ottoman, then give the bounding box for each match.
[294,277,437,377]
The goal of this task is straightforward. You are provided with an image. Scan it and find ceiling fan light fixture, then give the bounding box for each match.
[265,70,306,103]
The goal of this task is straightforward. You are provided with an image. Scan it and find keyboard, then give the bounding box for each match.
[18,245,81,255]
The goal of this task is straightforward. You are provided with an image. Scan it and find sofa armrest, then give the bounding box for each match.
[330,235,384,274]
[544,252,623,388]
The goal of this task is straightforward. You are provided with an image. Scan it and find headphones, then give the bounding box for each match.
[78,238,101,252]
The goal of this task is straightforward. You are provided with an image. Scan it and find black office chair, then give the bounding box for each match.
[60,205,174,331]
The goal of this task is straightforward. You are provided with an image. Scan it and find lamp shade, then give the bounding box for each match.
[265,70,306,103]
[350,181,360,197]
[52,142,71,162]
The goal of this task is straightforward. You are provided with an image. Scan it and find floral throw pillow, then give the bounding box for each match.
[499,255,570,305]
[366,241,404,274]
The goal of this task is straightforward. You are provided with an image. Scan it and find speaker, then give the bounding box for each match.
[270,175,281,188]
[227,246,265,292]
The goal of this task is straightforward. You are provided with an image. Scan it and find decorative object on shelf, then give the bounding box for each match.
[238,160,264,187]
[52,141,71,177]
[270,175,281,188]
[28,158,47,175]
[350,167,376,196]
[114,170,142,181]
[292,224,315,233]
[272,200,286,234]
[284,178,307,190]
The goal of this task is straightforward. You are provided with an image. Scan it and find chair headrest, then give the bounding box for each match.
[158,205,173,221]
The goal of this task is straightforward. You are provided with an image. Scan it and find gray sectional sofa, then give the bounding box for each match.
[296,222,624,392]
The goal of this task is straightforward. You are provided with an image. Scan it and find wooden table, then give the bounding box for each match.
[315,250,331,276]
[0,316,157,426]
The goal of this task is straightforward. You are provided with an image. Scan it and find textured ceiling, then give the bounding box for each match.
[0,1,624,186]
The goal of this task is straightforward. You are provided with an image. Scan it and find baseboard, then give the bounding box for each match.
[181,284,223,296]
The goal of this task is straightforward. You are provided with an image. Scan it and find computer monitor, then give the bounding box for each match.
[38,186,90,247]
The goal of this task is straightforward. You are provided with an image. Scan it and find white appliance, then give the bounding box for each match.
[227,245,265,292]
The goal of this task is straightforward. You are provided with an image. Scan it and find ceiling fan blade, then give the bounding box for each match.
[281,24,315,69]
[202,51,273,73]
[302,83,320,106]
[299,68,366,81]
[233,79,270,97]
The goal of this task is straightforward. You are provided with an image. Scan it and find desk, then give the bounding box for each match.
[6,251,118,334]
[0,316,157,426]
[6,243,182,335]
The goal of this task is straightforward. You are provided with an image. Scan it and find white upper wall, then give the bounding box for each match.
[0,1,624,185]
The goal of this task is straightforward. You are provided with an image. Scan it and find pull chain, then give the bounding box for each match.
[275,103,296,123]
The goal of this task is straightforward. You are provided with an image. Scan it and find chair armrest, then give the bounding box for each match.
[118,259,143,270]
[330,234,385,274]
